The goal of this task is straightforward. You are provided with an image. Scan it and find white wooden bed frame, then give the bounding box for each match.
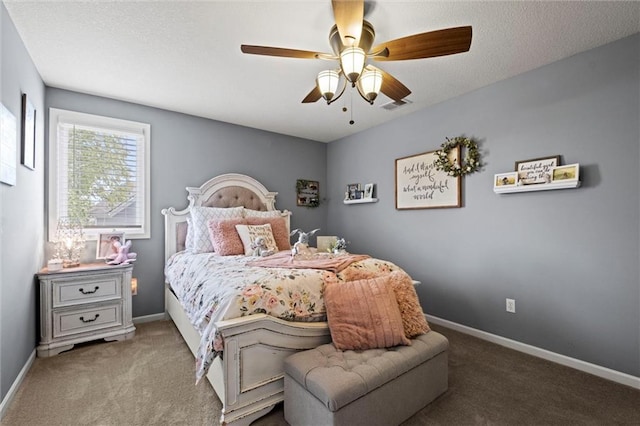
[161,173,331,426]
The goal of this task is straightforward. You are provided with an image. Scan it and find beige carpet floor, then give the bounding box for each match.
[2,320,638,425]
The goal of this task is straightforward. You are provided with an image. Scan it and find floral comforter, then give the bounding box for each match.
[164,250,404,381]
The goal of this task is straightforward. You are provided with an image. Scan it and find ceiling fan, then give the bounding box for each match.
[241,0,472,108]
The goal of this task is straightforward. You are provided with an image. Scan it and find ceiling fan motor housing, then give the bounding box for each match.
[329,20,375,56]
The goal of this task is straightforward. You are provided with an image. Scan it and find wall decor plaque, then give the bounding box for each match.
[395,148,461,210]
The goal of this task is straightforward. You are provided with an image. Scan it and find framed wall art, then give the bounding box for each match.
[0,103,17,186]
[296,179,319,207]
[515,155,560,184]
[395,148,461,210]
[21,94,36,170]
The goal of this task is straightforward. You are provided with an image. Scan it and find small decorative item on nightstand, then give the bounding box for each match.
[36,262,136,357]
[53,217,85,268]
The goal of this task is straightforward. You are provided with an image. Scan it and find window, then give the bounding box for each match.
[48,108,150,240]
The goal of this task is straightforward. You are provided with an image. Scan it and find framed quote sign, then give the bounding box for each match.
[395,148,461,210]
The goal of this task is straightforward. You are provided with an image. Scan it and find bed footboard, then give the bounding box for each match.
[165,286,331,426]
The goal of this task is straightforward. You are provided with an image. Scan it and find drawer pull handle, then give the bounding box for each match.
[79,314,100,323]
[78,286,99,295]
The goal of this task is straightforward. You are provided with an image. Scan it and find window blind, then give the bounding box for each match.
[49,108,150,240]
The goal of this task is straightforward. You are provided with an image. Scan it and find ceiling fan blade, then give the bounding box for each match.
[372,26,472,61]
[332,0,364,47]
[367,65,411,101]
[241,45,325,59]
[302,86,322,103]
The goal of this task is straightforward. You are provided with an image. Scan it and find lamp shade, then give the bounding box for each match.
[340,47,365,84]
[316,70,340,102]
[357,68,383,103]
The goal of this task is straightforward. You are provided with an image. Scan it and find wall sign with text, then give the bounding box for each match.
[395,148,461,209]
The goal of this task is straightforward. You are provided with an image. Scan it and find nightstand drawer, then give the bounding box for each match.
[53,304,123,338]
[53,275,122,308]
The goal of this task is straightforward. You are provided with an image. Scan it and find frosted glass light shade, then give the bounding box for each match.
[357,68,383,103]
[316,70,340,102]
[340,47,365,84]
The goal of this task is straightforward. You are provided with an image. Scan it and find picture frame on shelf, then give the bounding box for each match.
[494,172,518,189]
[363,183,374,199]
[96,232,125,260]
[551,163,579,182]
[21,93,36,170]
[514,155,560,184]
[346,183,361,200]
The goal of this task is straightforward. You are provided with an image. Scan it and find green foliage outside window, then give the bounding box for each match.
[66,127,135,226]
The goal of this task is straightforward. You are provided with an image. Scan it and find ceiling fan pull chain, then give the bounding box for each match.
[349,90,355,125]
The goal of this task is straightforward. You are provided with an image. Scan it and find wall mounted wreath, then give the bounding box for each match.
[434,136,481,177]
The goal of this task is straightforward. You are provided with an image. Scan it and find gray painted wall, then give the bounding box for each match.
[0,3,46,400]
[45,88,328,319]
[327,34,640,377]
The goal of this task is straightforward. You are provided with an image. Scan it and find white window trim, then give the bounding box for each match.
[48,108,151,241]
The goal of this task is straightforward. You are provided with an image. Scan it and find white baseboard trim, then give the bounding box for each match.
[133,312,167,324]
[0,349,36,420]
[427,314,640,390]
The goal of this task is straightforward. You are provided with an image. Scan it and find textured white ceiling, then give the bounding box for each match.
[4,1,639,143]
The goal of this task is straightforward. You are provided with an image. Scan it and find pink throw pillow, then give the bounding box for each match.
[386,271,430,338]
[245,217,291,251]
[324,276,411,351]
[207,218,246,256]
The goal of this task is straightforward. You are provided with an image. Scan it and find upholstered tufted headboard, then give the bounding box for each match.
[161,173,289,261]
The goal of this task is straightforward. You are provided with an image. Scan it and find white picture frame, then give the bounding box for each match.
[551,163,580,182]
[363,183,374,199]
[494,172,518,189]
[96,232,125,260]
[0,103,17,186]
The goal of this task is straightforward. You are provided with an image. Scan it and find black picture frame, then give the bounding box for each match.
[21,93,36,170]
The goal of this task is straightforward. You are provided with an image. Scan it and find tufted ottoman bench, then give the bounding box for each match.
[283,331,449,426]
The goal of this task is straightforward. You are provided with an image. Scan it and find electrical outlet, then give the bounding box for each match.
[506,298,516,313]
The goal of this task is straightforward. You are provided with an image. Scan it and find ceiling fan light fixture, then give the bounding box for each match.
[340,46,365,84]
[316,69,341,103]
[357,68,383,104]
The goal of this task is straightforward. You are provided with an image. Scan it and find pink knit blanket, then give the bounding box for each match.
[247,251,370,273]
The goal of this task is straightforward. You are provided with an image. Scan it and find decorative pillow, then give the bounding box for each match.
[386,271,430,338]
[243,208,283,218]
[188,206,244,253]
[324,276,411,351]
[208,218,246,256]
[245,217,291,251]
[235,224,278,255]
[185,217,194,252]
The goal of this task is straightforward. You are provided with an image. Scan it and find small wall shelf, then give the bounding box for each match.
[494,163,581,194]
[343,198,378,204]
[494,180,581,194]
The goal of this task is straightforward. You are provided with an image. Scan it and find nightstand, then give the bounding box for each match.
[37,262,136,357]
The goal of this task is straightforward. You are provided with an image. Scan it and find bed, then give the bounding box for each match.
[162,173,408,425]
